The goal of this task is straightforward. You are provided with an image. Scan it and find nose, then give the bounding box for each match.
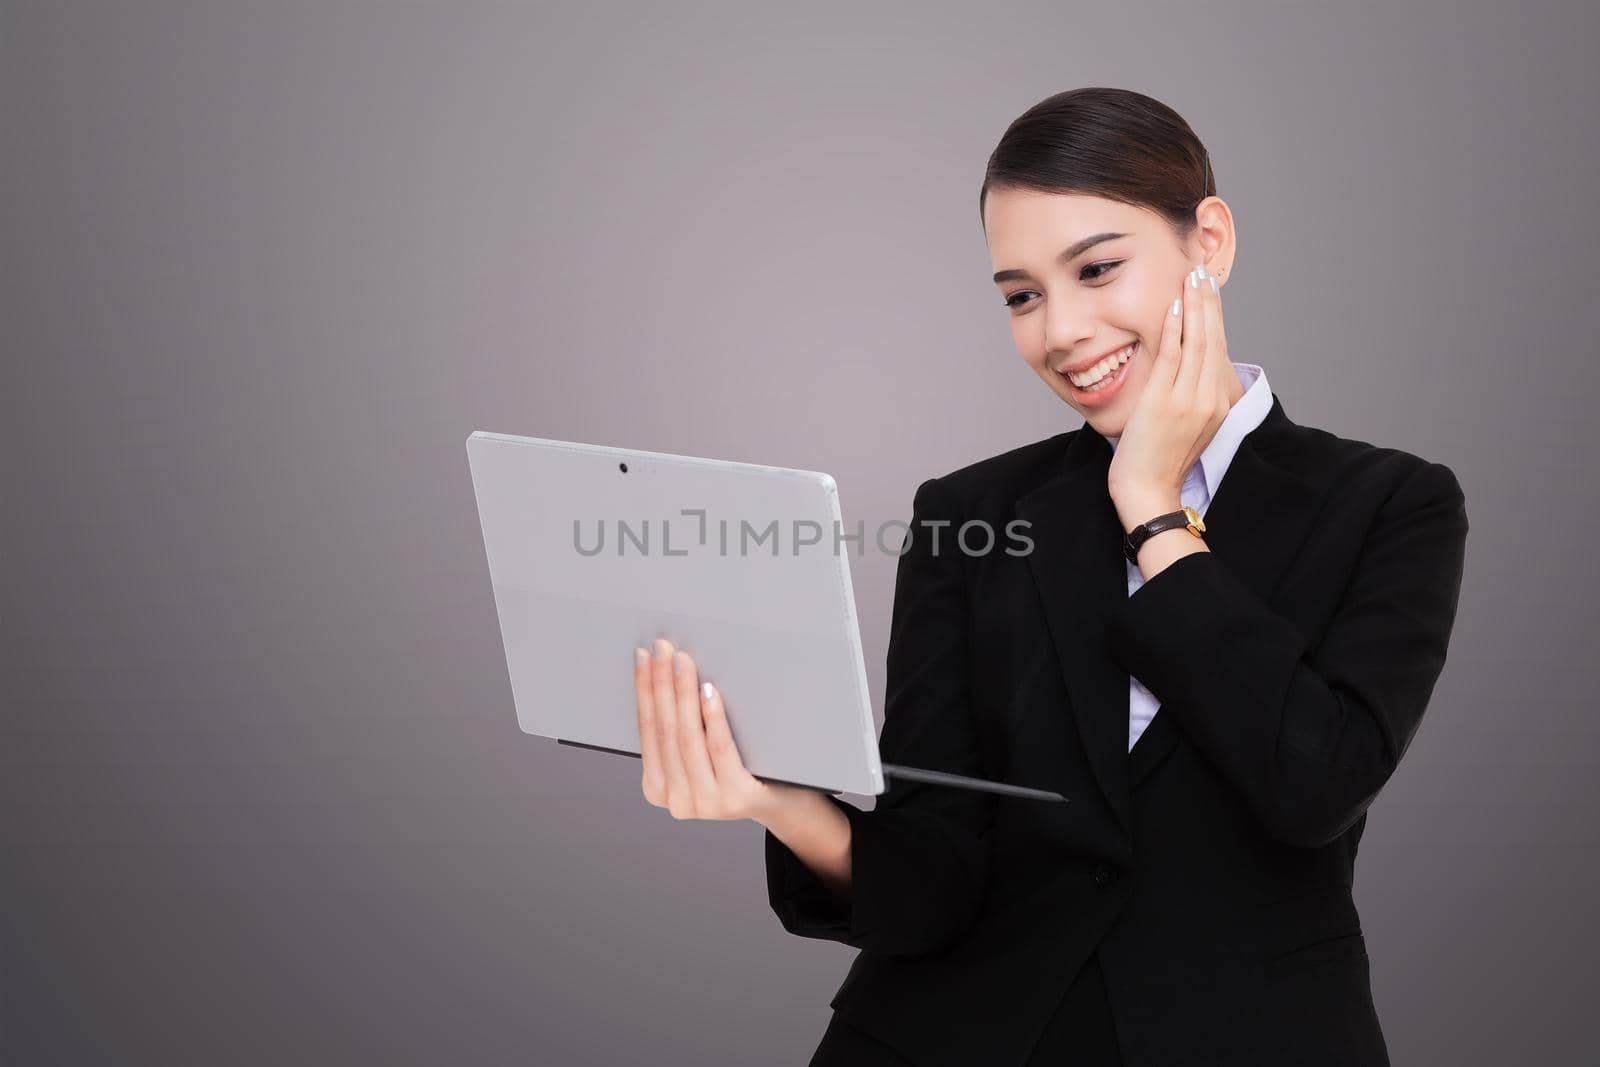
[1042,290,1096,362]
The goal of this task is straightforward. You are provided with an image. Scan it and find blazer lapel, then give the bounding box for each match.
[1014,393,1322,837]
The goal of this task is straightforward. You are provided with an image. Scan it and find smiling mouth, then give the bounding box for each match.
[1059,341,1138,393]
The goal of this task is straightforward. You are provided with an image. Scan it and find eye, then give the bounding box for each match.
[1081,259,1123,281]
[1001,260,1125,310]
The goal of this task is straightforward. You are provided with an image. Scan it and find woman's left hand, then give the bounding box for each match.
[1106,263,1233,532]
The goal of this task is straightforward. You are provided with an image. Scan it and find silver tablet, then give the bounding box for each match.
[466,432,1068,804]
[466,432,884,796]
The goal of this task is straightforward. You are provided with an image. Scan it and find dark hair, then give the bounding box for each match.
[979,87,1214,243]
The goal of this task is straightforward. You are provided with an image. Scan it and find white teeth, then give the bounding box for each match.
[1065,343,1135,387]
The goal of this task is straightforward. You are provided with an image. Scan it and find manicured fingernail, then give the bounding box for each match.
[1171,297,1182,316]
[675,651,692,675]
[702,682,715,702]
[1195,262,1208,279]
[1189,269,1199,288]
[653,638,671,660]
[635,647,647,667]
[1209,276,1218,294]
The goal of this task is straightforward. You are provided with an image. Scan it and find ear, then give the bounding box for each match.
[1192,196,1237,284]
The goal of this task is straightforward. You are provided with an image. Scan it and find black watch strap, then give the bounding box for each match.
[1123,505,1206,563]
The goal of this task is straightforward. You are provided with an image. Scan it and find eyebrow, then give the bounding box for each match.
[992,232,1130,284]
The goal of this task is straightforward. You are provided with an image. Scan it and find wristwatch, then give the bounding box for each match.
[1123,505,1206,563]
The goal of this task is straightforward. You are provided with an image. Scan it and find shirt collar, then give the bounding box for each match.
[1104,361,1272,498]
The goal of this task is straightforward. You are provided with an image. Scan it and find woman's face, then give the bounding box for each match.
[983,187,1236,439]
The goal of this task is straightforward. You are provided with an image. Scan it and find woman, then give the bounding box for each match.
[630,87,1468,1066]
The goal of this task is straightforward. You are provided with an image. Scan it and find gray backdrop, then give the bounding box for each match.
[4,1,1597,1063]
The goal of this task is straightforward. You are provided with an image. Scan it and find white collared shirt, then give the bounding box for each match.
[1104,361,1273,750]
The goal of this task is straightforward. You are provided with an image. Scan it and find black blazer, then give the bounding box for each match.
[765,392,1469,1067]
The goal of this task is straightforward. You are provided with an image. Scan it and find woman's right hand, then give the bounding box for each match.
[633,638,807,824]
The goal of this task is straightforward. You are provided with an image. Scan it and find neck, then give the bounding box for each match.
[1226,370,1246,407]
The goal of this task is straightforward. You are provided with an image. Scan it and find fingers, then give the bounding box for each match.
[651,638,691,812]
[671,649,720,804]
[1173,264,1208,396]
[636,639,749,820]
[1203,268,1231,403]
[1152,279,1185,392]
[1185,263,1230,427]
[635,647,664,804]
[698,680,752,791]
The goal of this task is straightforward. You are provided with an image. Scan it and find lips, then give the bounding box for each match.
[1059,341,1138,405]
[1056,340,1138,383]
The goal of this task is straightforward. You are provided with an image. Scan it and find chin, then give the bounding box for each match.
[1061,388,1128,435]
[1085,413,1126,438]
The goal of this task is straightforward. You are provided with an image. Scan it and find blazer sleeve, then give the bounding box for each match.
[1105,460,1469,849]
[764,475,995,957]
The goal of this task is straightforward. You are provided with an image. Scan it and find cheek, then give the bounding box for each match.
[1012,321,1047,371]
[1106,277,1163,332]
[1125,345,1155,389]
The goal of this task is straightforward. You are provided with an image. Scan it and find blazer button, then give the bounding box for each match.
[1093,864,1118,888]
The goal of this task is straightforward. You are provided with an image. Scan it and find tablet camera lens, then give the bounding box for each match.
[619,463,628,474]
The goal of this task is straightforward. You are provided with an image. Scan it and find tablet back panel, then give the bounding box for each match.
[466,433,883,796]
